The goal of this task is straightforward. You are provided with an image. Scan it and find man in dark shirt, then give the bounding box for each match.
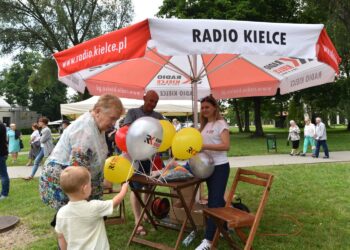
[123,90,163,235]
[0,121,9,200]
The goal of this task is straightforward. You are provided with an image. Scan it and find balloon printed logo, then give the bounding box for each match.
[186,146,198,156]
[144,134,162,148]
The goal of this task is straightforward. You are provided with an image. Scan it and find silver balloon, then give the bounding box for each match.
[189,152,215,179]
[126,117,163,160]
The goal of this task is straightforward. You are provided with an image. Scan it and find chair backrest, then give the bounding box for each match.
[225,168,273,209]
[225,168,274,250]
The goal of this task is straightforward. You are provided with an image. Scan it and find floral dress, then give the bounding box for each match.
[39,112,108,210]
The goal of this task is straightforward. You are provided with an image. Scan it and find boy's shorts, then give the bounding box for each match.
[129,160,151,190]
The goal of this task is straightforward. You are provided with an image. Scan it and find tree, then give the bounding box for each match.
[0,0,134,55]
[300,0,350,130]
[29,58,67,120]
[0,52,42,106]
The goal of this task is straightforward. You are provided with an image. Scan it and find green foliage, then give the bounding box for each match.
[0,52,42,106]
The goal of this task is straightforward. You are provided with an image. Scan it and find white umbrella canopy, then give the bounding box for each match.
[54,18,341,125]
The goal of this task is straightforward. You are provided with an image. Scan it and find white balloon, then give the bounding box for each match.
[189,152,215,179]
[126,117,163,160]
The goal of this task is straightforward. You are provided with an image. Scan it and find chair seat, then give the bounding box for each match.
[203,207,255,228]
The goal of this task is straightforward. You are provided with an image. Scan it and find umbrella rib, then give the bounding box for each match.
[198,54,218,78]
[187,55,195,80]
[143,56,190,79]
[200,54,241,79]
[147,47,191,79]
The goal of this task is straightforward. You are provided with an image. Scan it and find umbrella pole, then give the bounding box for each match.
[192,55,199,128]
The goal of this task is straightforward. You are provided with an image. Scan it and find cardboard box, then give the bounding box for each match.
[170,184,198,208]
[169,202,206,228]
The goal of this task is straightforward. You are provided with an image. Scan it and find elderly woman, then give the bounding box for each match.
[7,123,21,163]
[287,120,301,156]
[39,94,124,211]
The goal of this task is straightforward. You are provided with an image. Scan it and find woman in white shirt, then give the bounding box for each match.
[195,95,230,250]
[287,120,300,156]
[301,118,316,156]
[26,123,41,166]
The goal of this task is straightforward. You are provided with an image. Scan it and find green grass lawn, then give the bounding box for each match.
[6,128,350,166]
[1,163,349,249]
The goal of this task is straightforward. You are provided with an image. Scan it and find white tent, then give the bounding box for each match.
[0,97,11,109]
[60,96,198,116]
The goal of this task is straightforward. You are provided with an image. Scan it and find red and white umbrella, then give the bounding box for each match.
[54,18,340,125]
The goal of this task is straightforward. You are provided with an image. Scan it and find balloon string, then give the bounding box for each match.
[157,157,175,182]
[150,155,168,184]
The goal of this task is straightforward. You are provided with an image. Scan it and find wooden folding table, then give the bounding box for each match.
[127,175,203,250]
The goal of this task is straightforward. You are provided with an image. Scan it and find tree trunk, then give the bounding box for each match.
[253,97,264,137]
[244,101,250,132]
[347,121,350,131]
[233,99,243,132]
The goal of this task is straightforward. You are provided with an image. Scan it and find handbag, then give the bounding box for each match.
[20,139,24,149]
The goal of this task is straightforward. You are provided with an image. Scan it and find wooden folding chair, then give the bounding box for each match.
[103,186,127,225]
[203,168,273,250]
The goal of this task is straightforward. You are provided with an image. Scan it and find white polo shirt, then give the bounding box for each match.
[55,199,113,250]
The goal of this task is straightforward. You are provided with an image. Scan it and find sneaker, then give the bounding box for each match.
[289,153,294,156]
[300,153,306,156]
[323,156,329,159]
[195,239,211,250]
[0,195,8,201]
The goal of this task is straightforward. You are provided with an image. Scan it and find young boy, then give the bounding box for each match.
[55,166,128,250]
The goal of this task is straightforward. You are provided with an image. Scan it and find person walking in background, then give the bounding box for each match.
[0,121,10,201]
[314,117,329,159]
[24,117,54,180]
[287,120,300,156]
[300,117,316,157]
[61,120,70,132]
[26,123,41,166]
[7,123,21,163]
[172,118,182,132]
[195,95,231,250]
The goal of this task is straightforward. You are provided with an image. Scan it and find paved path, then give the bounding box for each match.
[7,151,350,179]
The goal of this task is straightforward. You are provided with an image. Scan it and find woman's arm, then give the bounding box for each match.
[40,128,51,143]
[202,129,230,151]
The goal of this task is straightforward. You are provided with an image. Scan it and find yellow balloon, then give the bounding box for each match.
[171,128,203,160]
[158,120,176,152]
[104,155,134,183]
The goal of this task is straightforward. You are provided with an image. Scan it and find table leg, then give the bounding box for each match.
[127,186,157,246]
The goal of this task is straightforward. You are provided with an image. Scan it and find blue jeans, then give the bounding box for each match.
[315,140,329,158]
[0,155,10,197]
[205,162,230,241]
[129,160,151,190]
[31,148,44,177]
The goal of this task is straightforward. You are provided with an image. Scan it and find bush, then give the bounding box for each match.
[20,128,33,135]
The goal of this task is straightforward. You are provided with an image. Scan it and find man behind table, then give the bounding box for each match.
[122,90,163,235]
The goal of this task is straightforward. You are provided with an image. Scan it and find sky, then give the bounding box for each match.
[0,0,164,71]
